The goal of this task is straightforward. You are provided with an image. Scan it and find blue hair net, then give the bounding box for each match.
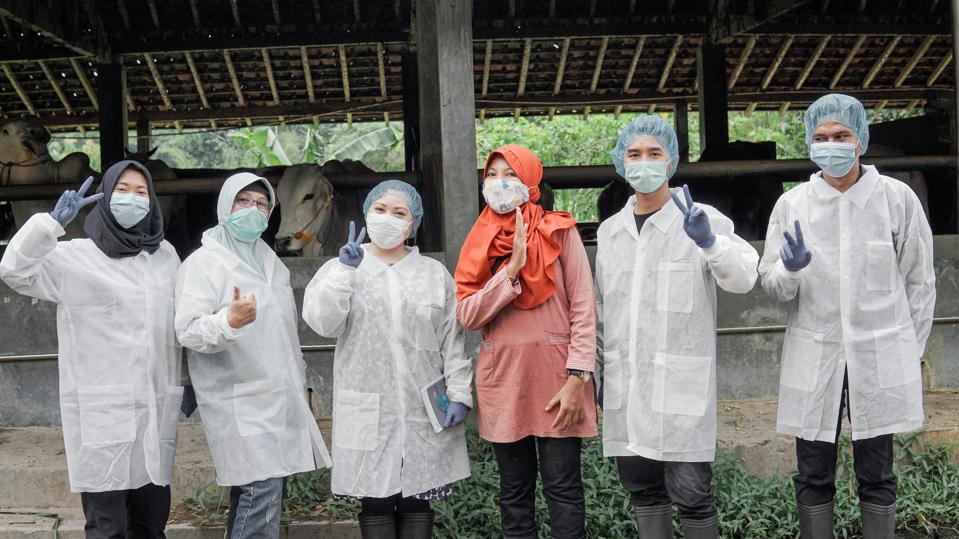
[363,179,423,238]
[804,93,870,155]
[610,115,680,180]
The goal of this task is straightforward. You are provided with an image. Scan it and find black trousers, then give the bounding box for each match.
[491,436,585,539]
[80,483,170,539]
[360,494,431,516]
[616,455,717,520]
[794,370,897,507]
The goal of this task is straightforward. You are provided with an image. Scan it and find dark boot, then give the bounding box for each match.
[359,513,398,539]
[680,514,718,538]
[633,504,673,539]
[798,502,834,539]
[860,501,895,539]
[398,511,434,539]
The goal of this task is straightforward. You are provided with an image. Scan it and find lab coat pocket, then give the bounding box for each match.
[78,384,136,446]
[602,350,624,410]
[411,304,442,352]
[780,327,824,392]
[651,353,711,416]
[874,325,921,388]
[656,263,695,313]
[159,385,184,442]
[232,378,288,437]
[332,390,379,451]
[866,241,897,292]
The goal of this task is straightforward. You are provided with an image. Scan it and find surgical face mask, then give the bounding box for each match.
[483,178,530,214]
[623,160,669,193]
[366,212,410,249]
[810,141,859,178]
[225,206,268,242]
[110,192,151,229]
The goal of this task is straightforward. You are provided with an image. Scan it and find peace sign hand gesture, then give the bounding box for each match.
[50,176,104,228]
[338,220,366,268]
[780,220,812,272]
[670,184,716,249]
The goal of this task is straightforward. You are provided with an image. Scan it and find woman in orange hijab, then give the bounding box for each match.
[455,144,598,538]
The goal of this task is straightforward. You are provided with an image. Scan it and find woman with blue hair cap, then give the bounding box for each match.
[303,179,472,538]
[759,94,936,538]
[597,115,758,538]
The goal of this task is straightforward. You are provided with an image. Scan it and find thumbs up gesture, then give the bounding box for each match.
[227,286,257,329]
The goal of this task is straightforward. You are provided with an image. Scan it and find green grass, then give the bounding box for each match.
[177,427,959,537]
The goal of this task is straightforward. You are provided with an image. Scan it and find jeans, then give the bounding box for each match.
[360,494,431,516]
[616,455,717,520]
[491,436,585,539]
[80,483,170,539]
[794,369,897,507]
[225,477,284,539]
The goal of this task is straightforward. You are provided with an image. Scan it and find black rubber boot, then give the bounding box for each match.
[397,511,434,539]
[633,504,673,539]
[359,513,398,539]
[860,501,895,539]
[798,501,834,539]
[680,513,718,538]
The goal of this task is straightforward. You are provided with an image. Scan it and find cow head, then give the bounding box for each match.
[0,120,52,166]
[275,164,335,255]
[124,147,176,180]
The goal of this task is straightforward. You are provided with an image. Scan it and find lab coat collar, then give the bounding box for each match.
[611,190,682,242]
[358,245,421,278]
[200,230,277,284]
[809,164,879,210]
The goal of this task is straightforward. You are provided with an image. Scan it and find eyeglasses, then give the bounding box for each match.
[235,196,271,213]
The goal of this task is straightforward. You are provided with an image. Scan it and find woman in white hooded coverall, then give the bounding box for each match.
[174,172,331,539]
[302,180,472,539]
[596,116,759,538]
[0,161,182,538]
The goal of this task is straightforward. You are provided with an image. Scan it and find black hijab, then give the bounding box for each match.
[83,160,164,258]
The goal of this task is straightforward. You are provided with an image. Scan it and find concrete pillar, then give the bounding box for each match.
[414,0,478,266]
[674,101,690,162]
[135,117,151,154]
[697,44,729,153]
[952,0,959,232]
[402,52,420,173]
[96,62,128,169]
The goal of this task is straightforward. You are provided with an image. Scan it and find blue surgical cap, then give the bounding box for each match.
[804,93,870,155]
[363,179,423,238]
[610,115,680,180]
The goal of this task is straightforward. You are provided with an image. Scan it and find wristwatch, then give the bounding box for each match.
[567,369,591,383]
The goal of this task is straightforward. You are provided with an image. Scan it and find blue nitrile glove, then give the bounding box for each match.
[670,184,716,249]
[338,220,366,268]
[50,176,103,228]
[443,401,470,429]
[436,393,451,413]
[180,385,197,418]
[780,220,812,272]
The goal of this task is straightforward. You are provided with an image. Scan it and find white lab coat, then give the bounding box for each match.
[175,230,331,486]
[759,166,936,442]
[596,192,759,462]
[302,246,471,498]
[0,213,182,492]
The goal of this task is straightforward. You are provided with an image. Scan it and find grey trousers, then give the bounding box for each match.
[617,455,717,520]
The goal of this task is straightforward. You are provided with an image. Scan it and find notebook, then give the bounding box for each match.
[420,375,449,433]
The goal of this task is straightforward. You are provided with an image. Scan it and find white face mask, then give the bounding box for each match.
[483,178,530,214]
[110,192,151,229]
[623,160,669,194]
[809,141,859,178]
[365,212,410,249]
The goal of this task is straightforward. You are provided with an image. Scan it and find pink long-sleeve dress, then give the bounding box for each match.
[456,227,598,442]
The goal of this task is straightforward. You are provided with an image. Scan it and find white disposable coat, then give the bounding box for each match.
[175,176,330,486]
[596,192,759,462]
[759,166,936,442]
[302,247,471,498]
[0,213,182,492]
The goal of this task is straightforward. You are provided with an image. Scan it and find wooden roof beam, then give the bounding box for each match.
[223,50,245,106]
[144,53,173,111]
[894,35,936,87]
[184,52,209,109]
[548,37,570,120]
[229,0,241,26]
[830,34,867,89]
[515,38,532,120]
[338,45,353,127]
[376,42,389,125]
[261,48,281,105]
[862,35,901,88]
[117,0,132,31]
[657,35,683,92]
[147,0,161,29]
[761,35,794,90]
[3,63,36,115]
[584,36,609,119]
[353,0,361,22]
[0,1,107,59]
[301,47,315,103]
[271,0,282,26]
[38,60,74,115]
[927,50,952,86]
[70,58,98,111]
[615,36,646,118]
[479,39,493,122]
[728,35,756,90]
[312,0,322,26]
[189,0,201,27]
[781,35,830,115]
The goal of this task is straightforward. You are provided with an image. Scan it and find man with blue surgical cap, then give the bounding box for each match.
[596,115,758,538]
[758,94,936,538]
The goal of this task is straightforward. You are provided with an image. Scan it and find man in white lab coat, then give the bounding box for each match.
[175,173,331,539]
[759,94,936,538]
[596,115,759,539]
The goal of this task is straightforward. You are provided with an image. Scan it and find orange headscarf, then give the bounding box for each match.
[454,145,577,310]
